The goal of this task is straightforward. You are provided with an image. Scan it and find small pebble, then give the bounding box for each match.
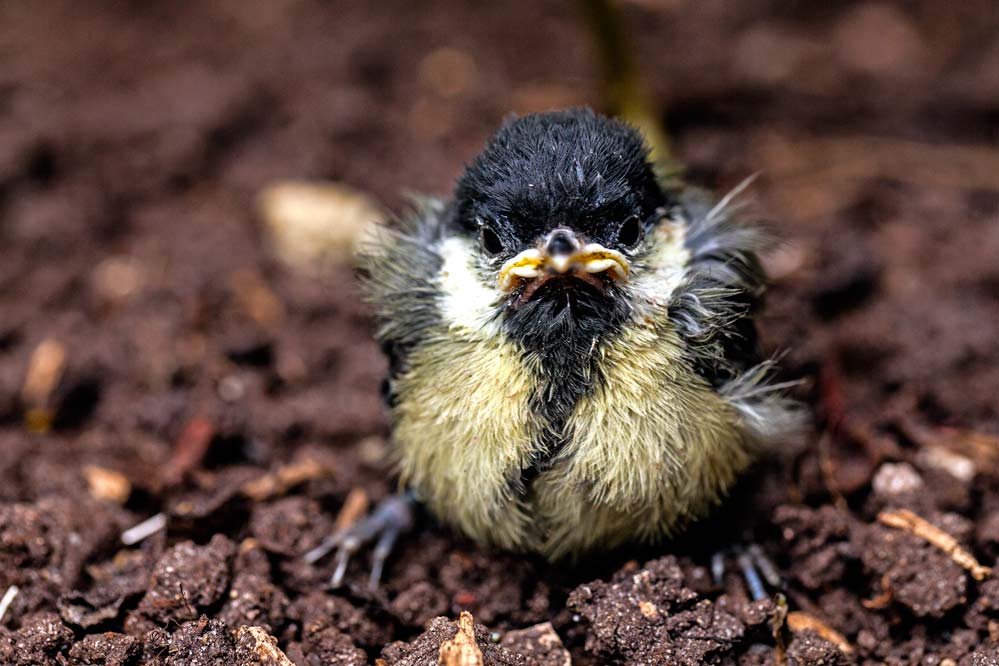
[872,462,924,497]
[916,446,976,483]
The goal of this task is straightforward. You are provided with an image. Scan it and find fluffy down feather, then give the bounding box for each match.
[356,110,803,559]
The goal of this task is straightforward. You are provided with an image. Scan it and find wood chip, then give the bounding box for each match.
[241,458,326,501]
[83,465,131,504]
[878,508,993,581]
[21,338,67,406]
[786,611,853,654]
[439,611,484,666]
[237,626,295,666]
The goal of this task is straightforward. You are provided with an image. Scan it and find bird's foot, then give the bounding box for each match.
[711,543,784,601]
[303,492,416,590]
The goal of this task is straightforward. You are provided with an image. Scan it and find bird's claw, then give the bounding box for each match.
[303,492,416,590]
[712,543,783,601]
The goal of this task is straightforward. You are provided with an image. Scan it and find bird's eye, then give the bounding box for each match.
[479,225,505,256]
[616,215,643,249]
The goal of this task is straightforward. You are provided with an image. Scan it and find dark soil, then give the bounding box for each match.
[1,1,998,664]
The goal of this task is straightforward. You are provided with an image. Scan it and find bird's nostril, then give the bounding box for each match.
[545,229,578,256]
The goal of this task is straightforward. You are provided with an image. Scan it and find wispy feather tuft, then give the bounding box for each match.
[355,197,448,395]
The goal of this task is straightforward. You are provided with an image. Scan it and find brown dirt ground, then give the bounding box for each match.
[1,1,998,664]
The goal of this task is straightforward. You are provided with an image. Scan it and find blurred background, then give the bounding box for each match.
[0,1,998,660]
[1,0,996,443]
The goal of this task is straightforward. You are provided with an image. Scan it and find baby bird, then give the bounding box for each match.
[348,108,799,577]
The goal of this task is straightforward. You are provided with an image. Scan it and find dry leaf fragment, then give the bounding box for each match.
[786,611,853,654]
[83,465,131,504]
[439,611,484,666]
[878,509,993,580]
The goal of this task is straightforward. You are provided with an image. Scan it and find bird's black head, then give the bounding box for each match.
[450,109,668,344]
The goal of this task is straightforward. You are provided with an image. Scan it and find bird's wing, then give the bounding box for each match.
[668,181,771,389]
[355,197,449,406]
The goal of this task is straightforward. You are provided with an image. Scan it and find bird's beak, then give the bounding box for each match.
[497,228,630,292]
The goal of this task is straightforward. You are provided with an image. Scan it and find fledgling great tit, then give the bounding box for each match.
[358,108,801,561]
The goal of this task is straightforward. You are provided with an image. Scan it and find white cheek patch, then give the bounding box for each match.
[629,218,691,312]
[437,236,504,334]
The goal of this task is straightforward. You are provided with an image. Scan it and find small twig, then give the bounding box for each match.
[878,509,992,581]
[861,573,893,610]
[241,458,326,501]
[786,611,853,654]
[121,512,168,546]
[178,583,196,618]
[771,593,789,666]
[817,361,846,434]
[334,488,370,533]
[162,417,215,486]
[0,586,19,624]
[578,0,673,171]
[814,360,848,507]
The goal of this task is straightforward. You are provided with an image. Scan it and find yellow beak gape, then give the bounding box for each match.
[497,244,630,292]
